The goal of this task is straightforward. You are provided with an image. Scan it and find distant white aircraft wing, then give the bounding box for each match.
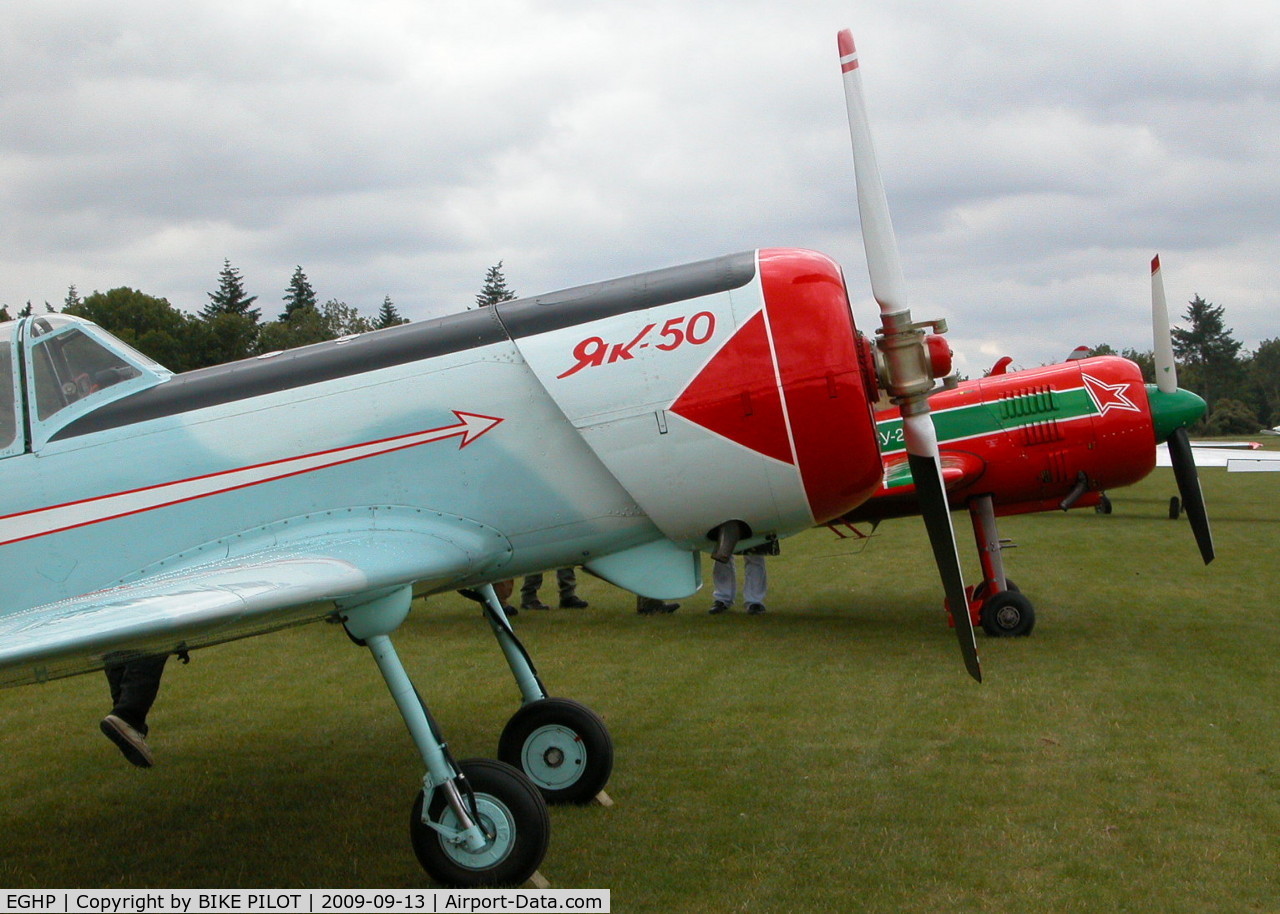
[1155,443,1280,471]
[0,519,505,687]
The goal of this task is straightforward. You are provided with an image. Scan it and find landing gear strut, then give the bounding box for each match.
[339,585,550,887]
[956,495,1036,637]
[476,588,615,805]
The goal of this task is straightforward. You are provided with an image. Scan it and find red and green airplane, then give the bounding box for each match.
[837,256,1213,638]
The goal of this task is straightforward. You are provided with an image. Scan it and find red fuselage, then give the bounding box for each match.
[847,356,1157,522]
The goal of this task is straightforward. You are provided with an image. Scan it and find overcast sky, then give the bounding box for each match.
[2,0,1276,374]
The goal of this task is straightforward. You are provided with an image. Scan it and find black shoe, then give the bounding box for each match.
[521,600,551,611]
[746,602,766,615]
[708,601,730,615]
[503,604,519,617]
[101,715,154,768]
[638,601,680,615]
[559,596,589,609]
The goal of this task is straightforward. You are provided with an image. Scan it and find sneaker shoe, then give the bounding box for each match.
[559,596,590,609]
[746,602,767,615]
[101,715,154,768]
[708,601,731,615]
[521,600,551,611]
[638,601,680,615]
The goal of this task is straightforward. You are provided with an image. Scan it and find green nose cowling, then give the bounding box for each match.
[1147,385,1207,443]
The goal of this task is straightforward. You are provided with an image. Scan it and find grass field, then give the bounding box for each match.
[1,462,1277,912]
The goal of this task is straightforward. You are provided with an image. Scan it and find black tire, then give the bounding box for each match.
[410,758,550,888]
[498,698,613,805]
[1169,496,1181,519]
[971,578,1019,603]
[1096,494,1113,515]
[980,590,1036,638]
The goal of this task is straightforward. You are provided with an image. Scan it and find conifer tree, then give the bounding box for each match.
[281,265,317,321]
[475,261,516,308]
[375,295,409,329]
[202,259,260,322]
[1171,294,1244,408]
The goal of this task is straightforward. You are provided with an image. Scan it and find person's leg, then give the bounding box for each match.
[558,567,588,608]
[101,654,168,767]
[111,654,169,734]
[743,555,767,613]
[710,558,736,612]
[494,579,517,615]
[556,567,576,599]
[520,573,543,607]
[103,656,126,708]
[636,595,679,614]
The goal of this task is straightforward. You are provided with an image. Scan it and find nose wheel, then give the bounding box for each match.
[499,698,614,805]
[979,587,1035,637]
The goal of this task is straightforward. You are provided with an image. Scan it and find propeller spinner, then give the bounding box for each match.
[1149,255,1215,564]
[838,30,982,682]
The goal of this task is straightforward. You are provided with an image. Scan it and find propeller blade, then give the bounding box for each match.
[1151,255,1178,394]
[1150,256,1213,563]
[838,29,980,681]
[905,415,983,682]
[839,29,906,316]
[1167,426,1215,564]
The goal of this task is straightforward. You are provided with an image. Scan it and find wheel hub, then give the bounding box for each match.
[522,724,586,790]
[994,605,1021,629]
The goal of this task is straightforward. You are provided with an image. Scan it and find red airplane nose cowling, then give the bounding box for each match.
[670,249,882,524]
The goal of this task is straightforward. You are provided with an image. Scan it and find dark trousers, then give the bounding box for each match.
[521,568,577,604]
[104,654,169,734]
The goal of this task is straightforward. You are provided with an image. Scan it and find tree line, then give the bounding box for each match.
[8,263,1270,435]
[0,260,411,374]
[1088,294,1279,435]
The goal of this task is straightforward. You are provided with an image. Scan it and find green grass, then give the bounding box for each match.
[2,465,1278,912]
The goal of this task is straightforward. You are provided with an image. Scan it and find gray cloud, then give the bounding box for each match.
[2,0,1276,371]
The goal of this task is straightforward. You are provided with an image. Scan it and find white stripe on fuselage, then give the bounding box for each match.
[0,412,501,547]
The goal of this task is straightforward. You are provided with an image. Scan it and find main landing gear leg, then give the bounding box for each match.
[475,585,615,807]
[338,586,549,887]
[967,496,1035,637]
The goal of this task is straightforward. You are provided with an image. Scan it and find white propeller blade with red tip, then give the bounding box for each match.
[838,29,981,681]
[1152,255,1178,395]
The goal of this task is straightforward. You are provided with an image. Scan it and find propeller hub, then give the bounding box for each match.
[1147,385,1207,443]
[875,315,952,416]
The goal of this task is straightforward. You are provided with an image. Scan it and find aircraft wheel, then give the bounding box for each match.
[499,698,613,805]
[980,590,1035,638]
[411,758,550,888]
[972,578,1019,603]
[1096,494,1113,514]
[1169,496,1181,519]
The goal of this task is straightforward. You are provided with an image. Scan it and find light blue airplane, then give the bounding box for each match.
[0,246,975,886]
[0,30,981,887]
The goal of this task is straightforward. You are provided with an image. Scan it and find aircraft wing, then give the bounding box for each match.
[881,449,986,495]
[1155,443,1280,471]
[0,519,503,687]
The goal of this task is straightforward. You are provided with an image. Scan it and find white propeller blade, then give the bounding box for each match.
[1151,254,1178,394]
[839,29,907,316]
[838,28,980,682]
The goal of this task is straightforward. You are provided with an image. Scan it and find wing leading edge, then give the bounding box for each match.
[0,513,508,687]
